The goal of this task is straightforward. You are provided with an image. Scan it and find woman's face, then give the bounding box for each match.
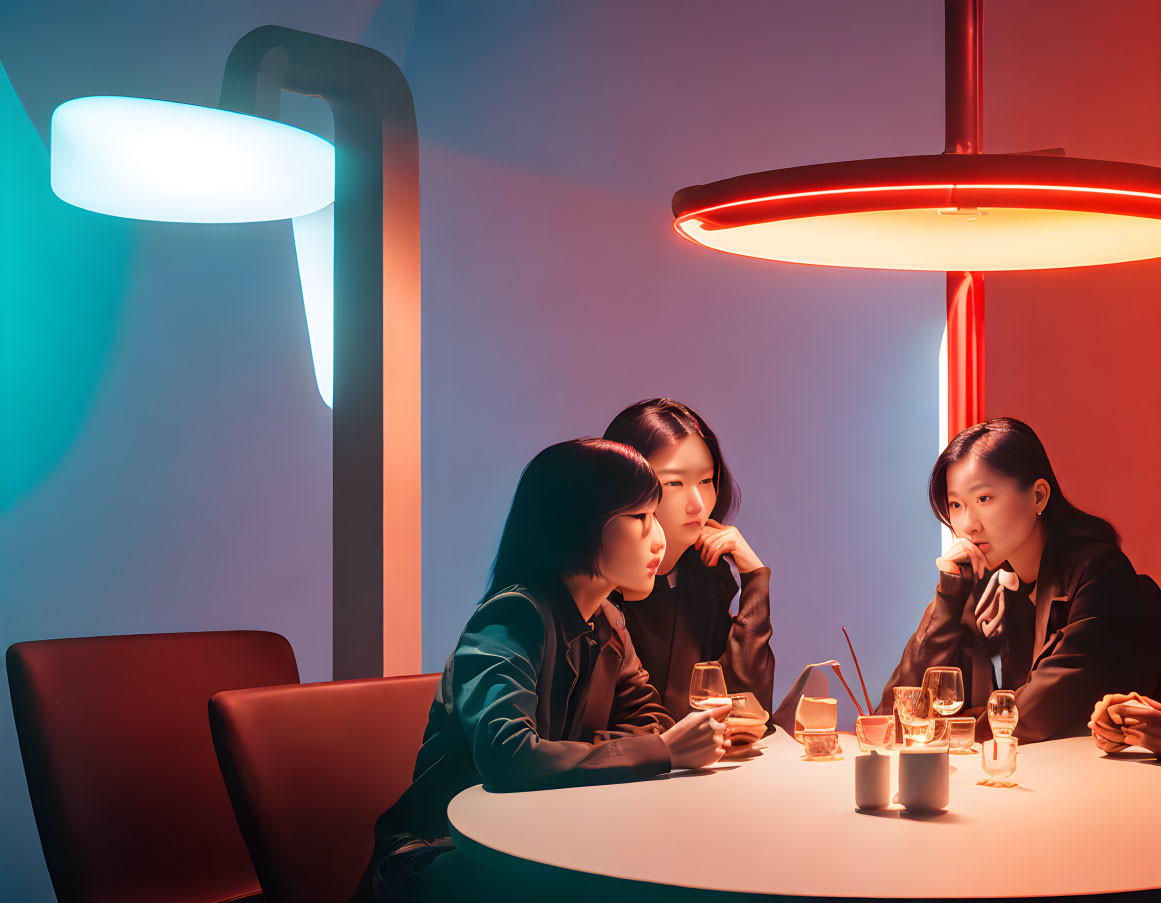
[597,503,666,595]
[647,435,718,555]
[945,454,1044,570]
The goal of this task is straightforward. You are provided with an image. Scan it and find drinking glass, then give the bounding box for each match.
[689,662,730,718]
[922,666,965,716]
[794,695,838,741]
[925,718,951,749]
[855,714,896,752]
[895,686,935,745]
[800,729,841,759]
[948,717,977,754]
[981,736,1018,785]
[987,690,1019,737]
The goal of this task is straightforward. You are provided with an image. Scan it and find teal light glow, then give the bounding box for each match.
[292,204,334,407]
[50,97,334,223]
[2,67,130,509]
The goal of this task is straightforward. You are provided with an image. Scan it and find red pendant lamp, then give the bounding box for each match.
[671,2,1161,274]
[673,0,1157,438]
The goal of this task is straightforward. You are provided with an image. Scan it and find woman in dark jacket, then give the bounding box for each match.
[361,438,729,901]
[603,400,774,719]
[879,417,1161,742]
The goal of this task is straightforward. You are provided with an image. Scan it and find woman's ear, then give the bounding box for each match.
[1033,478,1051,516]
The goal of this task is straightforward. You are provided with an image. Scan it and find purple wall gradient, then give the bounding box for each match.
[1,2,959,897]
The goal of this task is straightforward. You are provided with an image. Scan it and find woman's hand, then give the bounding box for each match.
[935,537,988,581]
[1088,692,1137,753]
[695,519,764,573]
[661,704,729,769]
[1112,696,1161,755]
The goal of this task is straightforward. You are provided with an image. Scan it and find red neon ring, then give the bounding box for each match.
[672,154,1161,231]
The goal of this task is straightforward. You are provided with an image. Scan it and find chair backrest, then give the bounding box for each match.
[209,673,440,903]
[7,630,299,903]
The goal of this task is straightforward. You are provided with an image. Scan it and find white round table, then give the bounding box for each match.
[447,728,1161,899]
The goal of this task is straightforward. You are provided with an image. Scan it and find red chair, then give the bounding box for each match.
[7,630,300,903]
[209,673,440,903]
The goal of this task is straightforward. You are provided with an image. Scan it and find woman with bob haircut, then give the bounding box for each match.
[603,399,774,719]
[878,417,1161,742]
[359,438,729,901]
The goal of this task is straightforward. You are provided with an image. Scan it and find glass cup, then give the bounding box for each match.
[922,666,965,716]
[987,690,1019,737]
[948,717,977,754]
[895,686,935,745]
[794,695,838,741]
[800,729,841,759]
[981,735,1019,785]
[924,717,951,749]
[689,662,730,720]
[855,714,896,752]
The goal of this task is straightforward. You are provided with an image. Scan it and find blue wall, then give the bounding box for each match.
[1,2,945,897]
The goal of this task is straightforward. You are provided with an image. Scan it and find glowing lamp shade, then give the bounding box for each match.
[50,96,334,223]
[673,154,1161,271]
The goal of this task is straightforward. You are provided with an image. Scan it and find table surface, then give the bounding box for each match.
[447,728,1161,899]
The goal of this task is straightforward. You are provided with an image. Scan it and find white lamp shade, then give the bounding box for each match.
[51,96,334,223]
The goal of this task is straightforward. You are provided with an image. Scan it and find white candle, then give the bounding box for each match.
[855,751,891,810]
[898,748,949,812]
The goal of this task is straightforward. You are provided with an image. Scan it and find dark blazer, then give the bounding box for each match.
[614,546,774,719]
[878,530,1161,742]
[371,580,674,848]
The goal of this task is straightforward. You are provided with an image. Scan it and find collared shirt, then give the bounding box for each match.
[878,529,1161,741]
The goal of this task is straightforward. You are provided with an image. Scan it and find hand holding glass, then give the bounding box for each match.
[922,667,965,716]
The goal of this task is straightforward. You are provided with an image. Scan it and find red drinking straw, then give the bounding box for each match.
[842,625,874,714]
[828,662,865,717]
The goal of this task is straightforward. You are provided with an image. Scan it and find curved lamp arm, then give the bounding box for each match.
[222,26,421,680]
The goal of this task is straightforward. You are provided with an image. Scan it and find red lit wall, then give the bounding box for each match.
[985,0,1161,579]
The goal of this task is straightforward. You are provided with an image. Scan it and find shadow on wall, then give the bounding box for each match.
[0,58,130,512]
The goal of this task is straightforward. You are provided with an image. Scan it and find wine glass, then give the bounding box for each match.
[987,690,1019,737]
[894,686,935,745]
[981,736,1018,786]
[689,662,730,718]
[922,667,965,716]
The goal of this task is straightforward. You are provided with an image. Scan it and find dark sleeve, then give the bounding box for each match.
[600,603,676,737]
[717,567,775,716]
[1013,548,1161,742]
[453,592,671,790]
[876,567,984,714]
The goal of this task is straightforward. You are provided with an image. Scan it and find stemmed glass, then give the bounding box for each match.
[987,690,1019,737]
[922,667,965,716]
[689,662,730,718]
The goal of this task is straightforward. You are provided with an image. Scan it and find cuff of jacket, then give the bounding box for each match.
[935,570,973,611]
[623,731,672,775]
[737,567,772,623]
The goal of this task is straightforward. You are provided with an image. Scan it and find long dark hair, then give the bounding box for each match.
[487,438,661,597]
[929,417,1119,547]
[602,398,738,522]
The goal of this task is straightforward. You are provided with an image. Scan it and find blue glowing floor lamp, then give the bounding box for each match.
[51,26,421,679]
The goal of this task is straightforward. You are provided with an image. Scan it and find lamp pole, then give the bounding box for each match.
[220,26,421,679]
[944,0,986,442]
